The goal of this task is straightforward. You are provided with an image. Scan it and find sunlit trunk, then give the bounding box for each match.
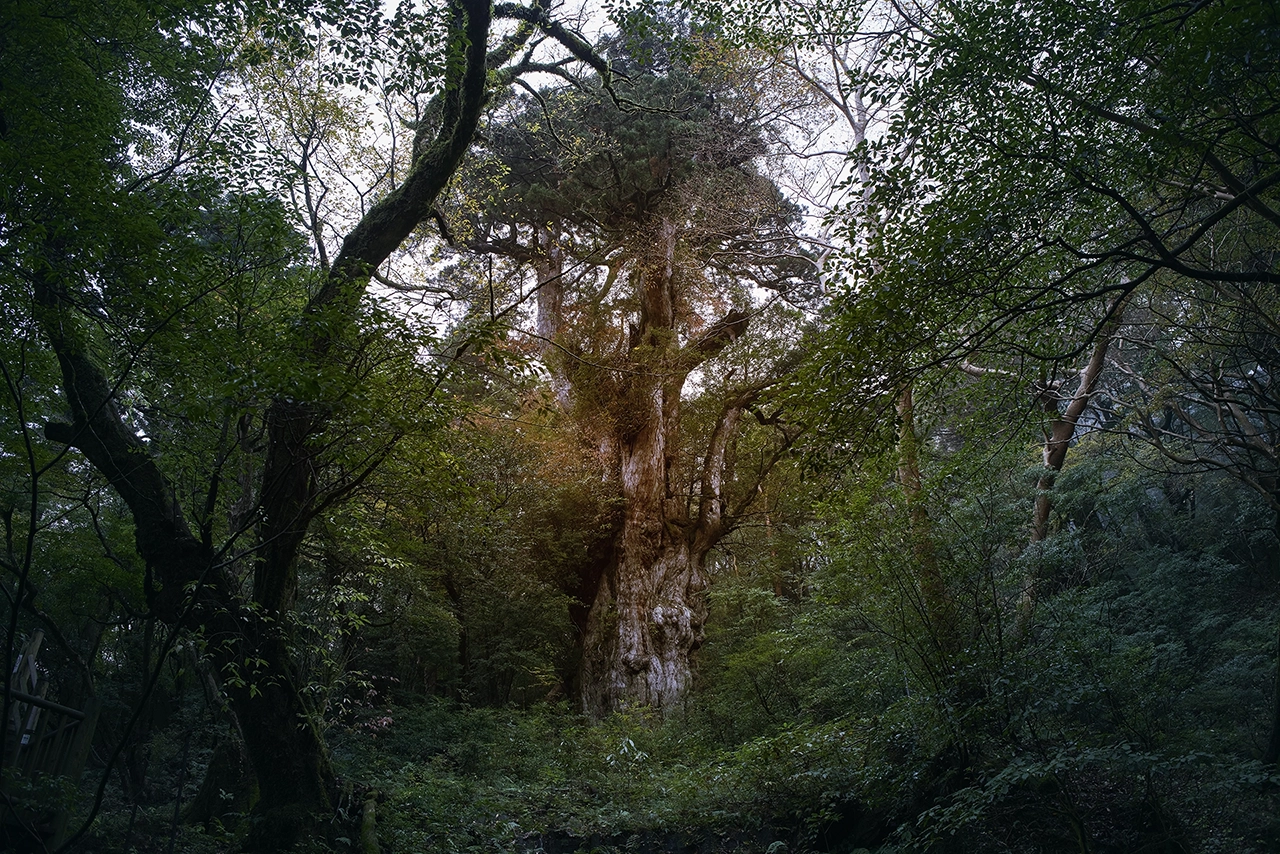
[1018,296,1127,631]
[573,218,754,716]
[579,378,709,715]
[1030,297,1127,543]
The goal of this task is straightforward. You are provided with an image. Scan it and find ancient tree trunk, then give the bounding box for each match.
[576,220,755,717]
[580,389,708,713]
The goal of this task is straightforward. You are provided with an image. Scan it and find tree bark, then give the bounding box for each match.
[580,426,708,713]
[534,223,571,409]
[1030,296,1128,543]
[576,219,761,717]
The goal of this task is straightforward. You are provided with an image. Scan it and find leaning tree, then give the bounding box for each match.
[1,0,621,844]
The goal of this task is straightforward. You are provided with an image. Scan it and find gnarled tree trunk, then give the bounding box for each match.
[573,220,762,716]
[579,348,707,712]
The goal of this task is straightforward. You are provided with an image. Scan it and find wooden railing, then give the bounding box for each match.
[7,690,97,776]
[2,631,101,850]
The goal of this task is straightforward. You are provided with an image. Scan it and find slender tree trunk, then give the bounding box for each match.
[1016,297,1128,632]
[534,223,571,410]
[1030,297,1127,543]
[897,385,949,637]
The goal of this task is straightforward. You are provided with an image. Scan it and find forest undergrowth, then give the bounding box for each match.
[68,436,1280,854]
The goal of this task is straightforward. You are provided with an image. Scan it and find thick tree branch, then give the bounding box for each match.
[33,271,236,624]
[683,309,750,368]
[494,2,615,82]
[694,387,760,550]
[255,0,494,614]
